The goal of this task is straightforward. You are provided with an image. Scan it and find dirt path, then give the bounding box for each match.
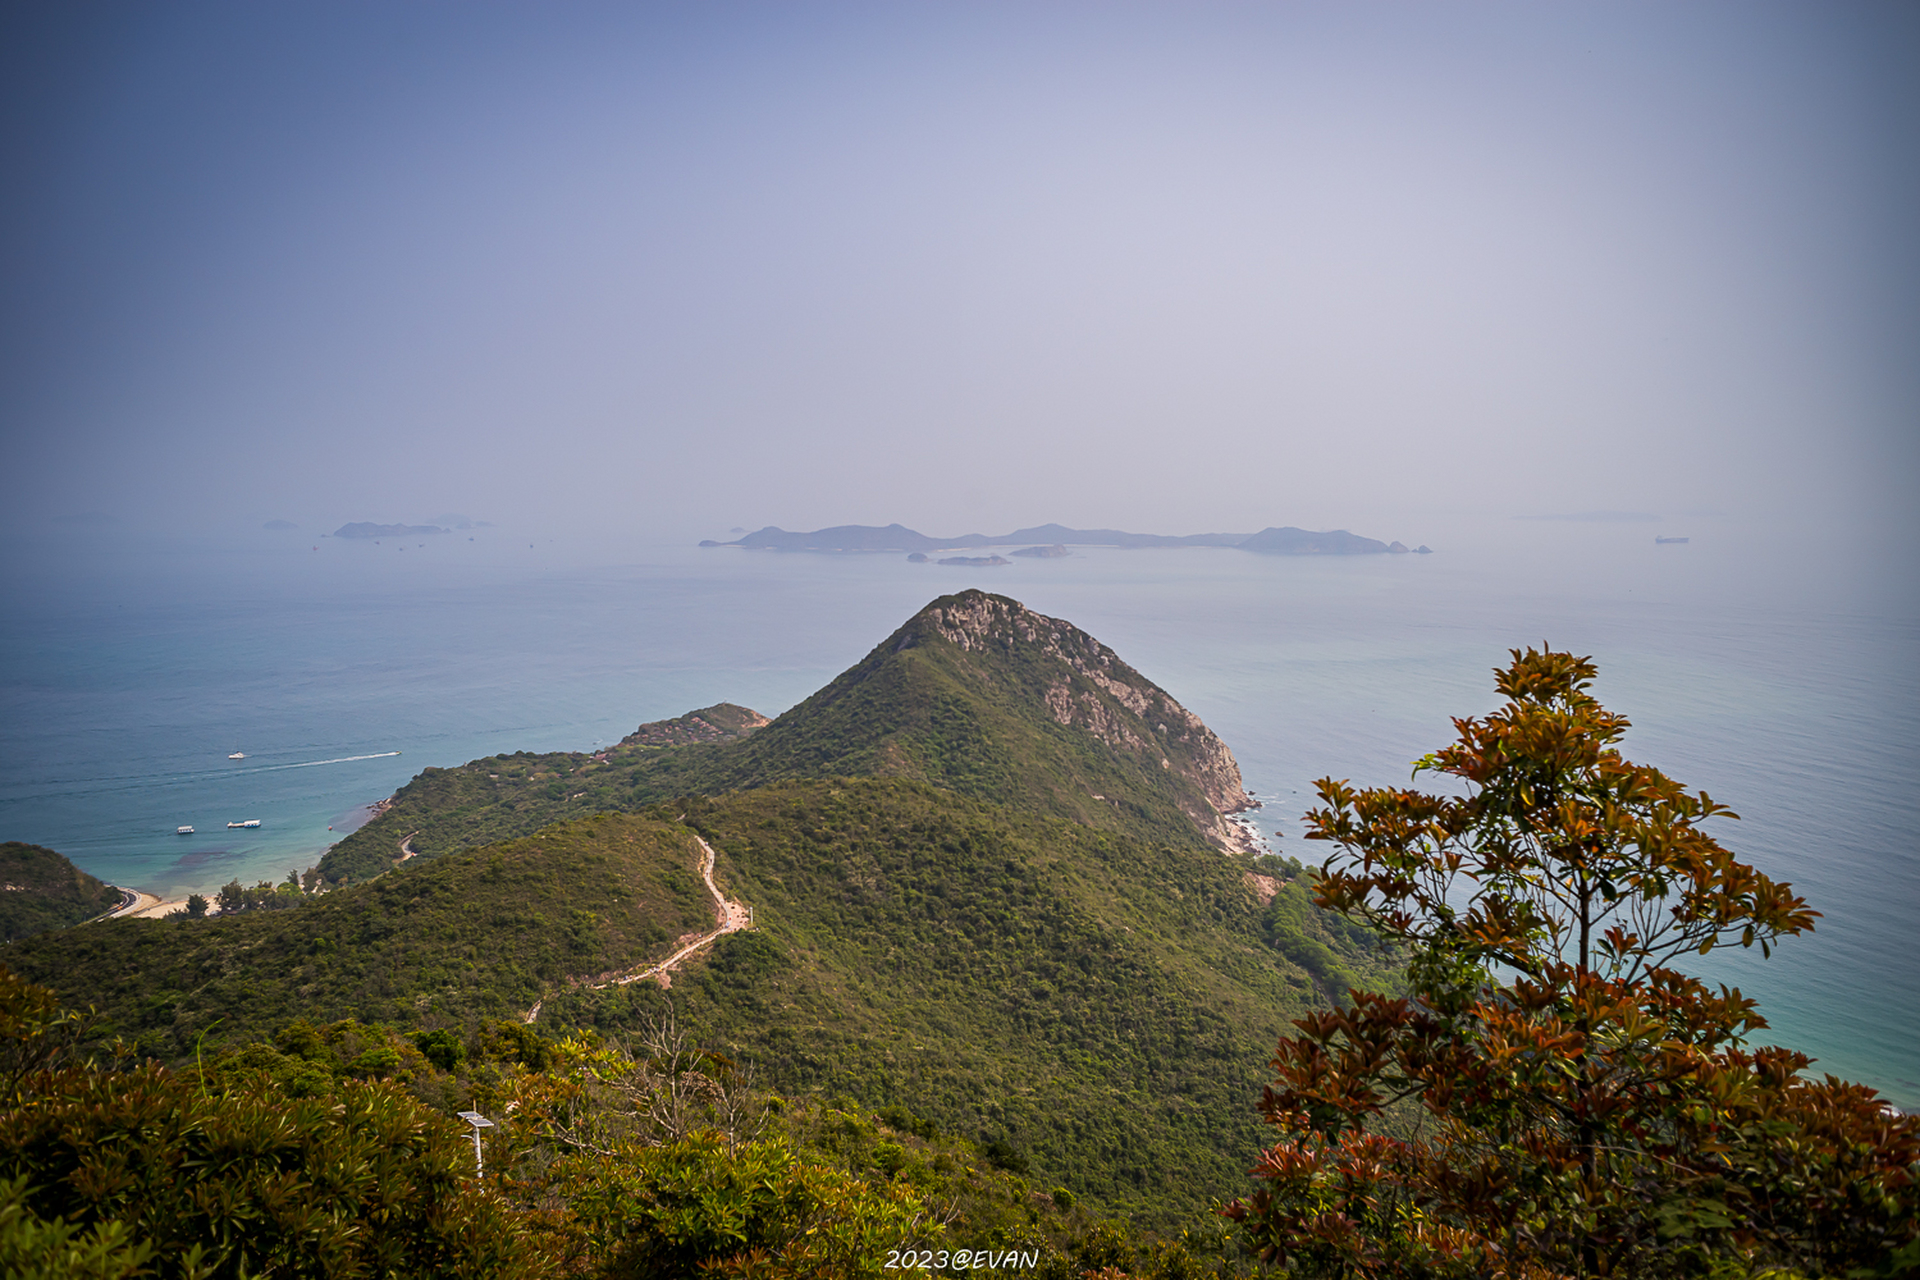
[523,833,750,1024]
[398,831,421,862]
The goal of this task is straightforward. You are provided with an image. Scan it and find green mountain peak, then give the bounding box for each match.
[313,591,1254,881]
[731,590,1255,852]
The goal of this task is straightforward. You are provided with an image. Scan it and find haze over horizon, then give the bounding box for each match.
[3,3,1917,572]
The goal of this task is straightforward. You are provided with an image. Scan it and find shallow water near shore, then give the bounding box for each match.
[1,521,1914,1108]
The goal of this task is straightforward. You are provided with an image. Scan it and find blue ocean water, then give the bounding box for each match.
[1,523,1914,1108]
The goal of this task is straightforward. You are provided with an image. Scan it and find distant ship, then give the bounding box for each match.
[1654,536,1690,544]
[176,825,195,835]
[227,819,262,829]
[228,752,246,759]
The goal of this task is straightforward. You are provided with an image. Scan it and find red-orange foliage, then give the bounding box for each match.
[1224,649,1919,1279]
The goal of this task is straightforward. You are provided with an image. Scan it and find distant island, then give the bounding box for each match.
[333,522,448,539]
[702,522,1431,556]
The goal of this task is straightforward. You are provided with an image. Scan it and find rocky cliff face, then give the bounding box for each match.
[899,592,1256,853]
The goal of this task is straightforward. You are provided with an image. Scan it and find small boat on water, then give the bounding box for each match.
[227,819,262,829]
[177,825,195,835]
[1654,536,1690,544]
[228,752,246,759]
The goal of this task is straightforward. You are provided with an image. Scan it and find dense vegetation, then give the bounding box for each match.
[18,595,1907,1275]
[0,843,121,942]
[616,701,768,748]
[1226,649,1920,1278]
[9,814,716,1057]
[690,593,1247,846]
[1,966,1225,1278]
[0,967,531,1278]
[12,780,1396,1228]
[318,590,1250,883]
[312,745,726,884]
[567,781,1398,1223]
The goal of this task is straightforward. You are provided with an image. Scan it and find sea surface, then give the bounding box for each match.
[2,520,1914,1108]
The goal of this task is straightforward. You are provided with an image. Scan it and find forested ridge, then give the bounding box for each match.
[11,779,1394,1229]
[318,591,1254,883]
[10,815,716,1053]
[0,843,121,942]
[8,600,1913,1277]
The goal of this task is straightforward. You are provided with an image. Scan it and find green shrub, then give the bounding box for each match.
[0,1175,151,1280]
[566,1131,929,1280]
[415,1027,468,1071]
[0,967,534,1279]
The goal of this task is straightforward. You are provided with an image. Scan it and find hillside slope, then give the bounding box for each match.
[319,591,1254,883]
[1,841,122,941]
[10,814,715,1050]
[556,780,1383,1223]
[316,704,762,882]
[14,780,1393,1226]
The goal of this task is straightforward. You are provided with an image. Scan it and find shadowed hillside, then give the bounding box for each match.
[1,841,122,941]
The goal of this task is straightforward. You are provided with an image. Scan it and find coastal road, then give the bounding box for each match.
[105,888,174,920]
[523,832,750,1024]
[101,887,158,920]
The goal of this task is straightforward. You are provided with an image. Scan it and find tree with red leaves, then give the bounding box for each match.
[1224,648,1918,1279]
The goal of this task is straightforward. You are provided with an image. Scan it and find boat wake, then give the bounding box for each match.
[253,751,402,772]
[15,752,406,799]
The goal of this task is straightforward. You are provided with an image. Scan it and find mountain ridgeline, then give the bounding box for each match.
[11,591,1397,1226]
[706,591,1256,851]
[317,591,1255,883]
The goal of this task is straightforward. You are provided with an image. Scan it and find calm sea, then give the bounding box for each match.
[2,521,1914,1108]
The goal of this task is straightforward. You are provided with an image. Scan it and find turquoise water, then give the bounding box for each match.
[1,523,1913,1107]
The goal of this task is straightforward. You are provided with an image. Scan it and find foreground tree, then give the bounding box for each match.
[1225,648,1919,1279]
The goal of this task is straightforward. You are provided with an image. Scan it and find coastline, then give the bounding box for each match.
[96,792,397,923]
[107,889,175,919]
[331,795,393,836]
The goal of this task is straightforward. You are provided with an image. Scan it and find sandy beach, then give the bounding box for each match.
[108,888,219,919]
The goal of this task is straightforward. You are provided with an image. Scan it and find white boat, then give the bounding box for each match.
[176,825,194,835]
[227,819,262,829]
[228,752,246,759]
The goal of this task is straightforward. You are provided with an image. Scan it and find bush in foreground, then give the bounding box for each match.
[0,966,533,1279]
[1226,648,1920,1279]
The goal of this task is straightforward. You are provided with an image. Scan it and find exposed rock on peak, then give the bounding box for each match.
[831,591,1255,852]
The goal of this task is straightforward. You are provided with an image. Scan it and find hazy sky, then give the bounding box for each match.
[3,2,1915,546]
